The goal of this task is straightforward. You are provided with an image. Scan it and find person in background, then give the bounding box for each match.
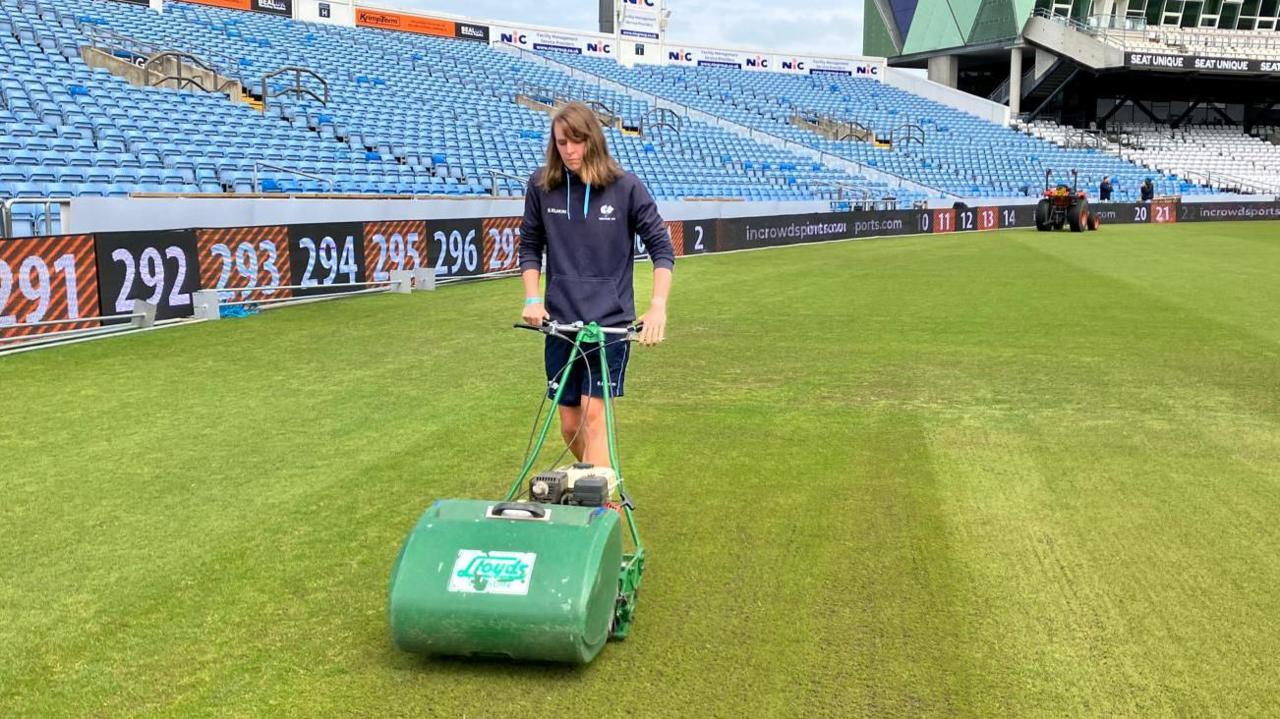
[1140,178,1155,202]
[1099,175,1113,201]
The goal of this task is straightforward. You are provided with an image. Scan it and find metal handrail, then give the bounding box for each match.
[1031,9,1120,45]
[0,309,147,334]
[831,117,873,142]
[483,168,527,197]
[180,43,245,84]
[252,162,335,192]
[82,25,243,85]
[891,123,926,147]
[1032,7,1280,58]
[584,99,619,127]
[811,179,868,199]
[2,197,71,238]
[643,107,684,132]
[261,67,330,109]
[644,120,681,147]
[517,80,557,107]
[794,108,822,125]
[143,51,239,95]
[794,111,873,142]
[991,76,1010,103]
[810,180,898,210]
[82,24,158,55]
[1181,168,1280,194]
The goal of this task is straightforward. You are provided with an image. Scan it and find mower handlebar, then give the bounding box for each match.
[514,320,644,338]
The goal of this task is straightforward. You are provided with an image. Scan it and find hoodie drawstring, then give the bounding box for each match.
[566,170,590,221]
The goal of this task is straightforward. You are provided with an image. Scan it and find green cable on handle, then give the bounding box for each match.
[503,329,583,501]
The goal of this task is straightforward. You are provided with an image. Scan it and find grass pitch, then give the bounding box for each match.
[2,222,1278,718]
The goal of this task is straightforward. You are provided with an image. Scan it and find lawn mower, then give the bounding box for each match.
[387,320,644,664]
[1035,169,1100,232]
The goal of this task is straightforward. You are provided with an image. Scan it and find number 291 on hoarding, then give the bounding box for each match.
[1,234,101,339]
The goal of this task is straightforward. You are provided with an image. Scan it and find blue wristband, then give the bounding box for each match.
[525,297,542,305]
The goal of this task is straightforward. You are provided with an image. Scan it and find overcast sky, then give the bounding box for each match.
[395,0,866,56]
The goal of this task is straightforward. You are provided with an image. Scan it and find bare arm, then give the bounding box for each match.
[521,269,548,325]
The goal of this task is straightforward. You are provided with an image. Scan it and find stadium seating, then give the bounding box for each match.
[1101,25,1280,62]
[2,0,1242,236]
[541,53,1210,202]
[1112,124,1280,195]
[1019,118,1280,195]
[0,0,912,236]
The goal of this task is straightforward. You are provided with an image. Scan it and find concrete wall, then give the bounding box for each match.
[926,55,958,87]
[884,67,1011,126]
[63,196,838,234]
[1021,16,1125,69]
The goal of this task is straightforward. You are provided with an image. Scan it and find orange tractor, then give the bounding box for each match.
[1035,170,1100,232]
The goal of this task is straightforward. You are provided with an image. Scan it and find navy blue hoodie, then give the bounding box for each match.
[519,168,675,327]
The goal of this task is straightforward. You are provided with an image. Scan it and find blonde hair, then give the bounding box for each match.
[540,102,624,191]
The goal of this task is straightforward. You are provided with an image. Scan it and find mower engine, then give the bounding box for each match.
[530,463,617,506]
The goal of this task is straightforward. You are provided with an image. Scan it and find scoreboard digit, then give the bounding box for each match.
[0,234,100,339]
[196,226,292,302]
[681,220,715,254]
[425,218,484,279]
[364,220,428,281]
[932,209,956,234]
[1152,201,1178,224]
[287,222,367,297]
[481,218,521,273]
[95,230,200,321]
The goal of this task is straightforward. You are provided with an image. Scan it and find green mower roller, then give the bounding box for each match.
[388,321,645,664]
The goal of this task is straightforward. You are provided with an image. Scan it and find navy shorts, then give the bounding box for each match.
[545,331,631,406]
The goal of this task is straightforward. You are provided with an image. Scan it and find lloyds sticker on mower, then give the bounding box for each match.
[448,550,537,595]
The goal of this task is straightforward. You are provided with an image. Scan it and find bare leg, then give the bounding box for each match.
[578,396,610,467]
[556,398,611,466]
[558,404,585,461]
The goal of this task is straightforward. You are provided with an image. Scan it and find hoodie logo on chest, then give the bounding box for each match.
[598,204,617,221]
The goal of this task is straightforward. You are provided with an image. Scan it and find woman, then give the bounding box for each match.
[518,102,675,467]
